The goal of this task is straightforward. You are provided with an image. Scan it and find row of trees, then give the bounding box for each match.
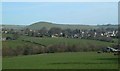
[3,40,104,57]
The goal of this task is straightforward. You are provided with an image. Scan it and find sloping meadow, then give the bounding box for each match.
[2,36,115,57]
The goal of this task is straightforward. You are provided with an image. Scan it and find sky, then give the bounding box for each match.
[1,2,118,25]
[1,0,119,2]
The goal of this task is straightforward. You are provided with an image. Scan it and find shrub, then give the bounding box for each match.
[2,42,109,57]
[2,47,15,57]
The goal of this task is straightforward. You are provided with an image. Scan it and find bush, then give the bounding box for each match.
[2,44,45,57]
[2,47,16,57]
[2,43,108,57]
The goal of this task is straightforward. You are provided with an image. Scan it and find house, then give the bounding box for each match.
[4,31,8,34]
[74,34,79,38]
[1,37,6,41]
[51,34,59,38]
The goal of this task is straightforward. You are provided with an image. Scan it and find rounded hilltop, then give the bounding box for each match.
[28,21,56,30]
[32,21,55,25]
[27,21,98,30]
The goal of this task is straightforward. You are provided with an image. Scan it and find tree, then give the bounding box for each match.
[39,27,48,36]
[13,32,19,39]
[48,27,62,36]
[63,28,73,38]
[24,28,30,35]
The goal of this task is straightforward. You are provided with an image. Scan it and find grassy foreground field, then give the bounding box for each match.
[2,35,118,69]
[3,52,118,69]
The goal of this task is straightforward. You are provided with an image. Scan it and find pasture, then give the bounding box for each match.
[2,33,115,48]
[2,36,115,51]
[20,36,114,47]
[2,35,118,69]
[3,52,118,69]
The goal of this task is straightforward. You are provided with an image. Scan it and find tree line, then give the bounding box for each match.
[3,40,105,57]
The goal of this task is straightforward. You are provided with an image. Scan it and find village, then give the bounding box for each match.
[1,26,118,43]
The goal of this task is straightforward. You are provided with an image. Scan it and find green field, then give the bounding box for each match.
[2,40,41,48]
[20,36,114,47]
[2,35,118,69]
[3,52,118,69]
[2,34,115,49]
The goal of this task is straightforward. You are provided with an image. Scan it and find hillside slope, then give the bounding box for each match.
[2,22,118,30]
[2,25,25,29]
[27,21,98,30]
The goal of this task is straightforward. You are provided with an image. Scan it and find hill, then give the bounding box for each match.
[26,21,98,30]
[2,25,25,29]
[97,24,118,29]
[2,22,118,30]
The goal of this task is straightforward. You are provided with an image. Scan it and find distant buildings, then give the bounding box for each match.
[1,27,118,41]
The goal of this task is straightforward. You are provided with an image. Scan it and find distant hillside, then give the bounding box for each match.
[2,25,25,29]
[27,21,98,30]
[97,24,118,29]
[2,22,118,30]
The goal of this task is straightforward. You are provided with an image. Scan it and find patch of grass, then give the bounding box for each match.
[3,40,28,48]
[113,38,118,43]
[2,34,115,49]
[2,34,13,38]
[20,36,114,47]
[3,52,118,69]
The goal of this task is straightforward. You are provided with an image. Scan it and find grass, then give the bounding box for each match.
[2,34,118,69]
[2,40,32,48]
[3,52,118,69]
[2,34,115,49]
[113,38,118,43]
[2,34,42,48]
[2,34,13,38]
[20,36,114,47]
[2,35,114,50]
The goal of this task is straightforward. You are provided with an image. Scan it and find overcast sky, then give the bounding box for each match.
[2,2,118,25]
